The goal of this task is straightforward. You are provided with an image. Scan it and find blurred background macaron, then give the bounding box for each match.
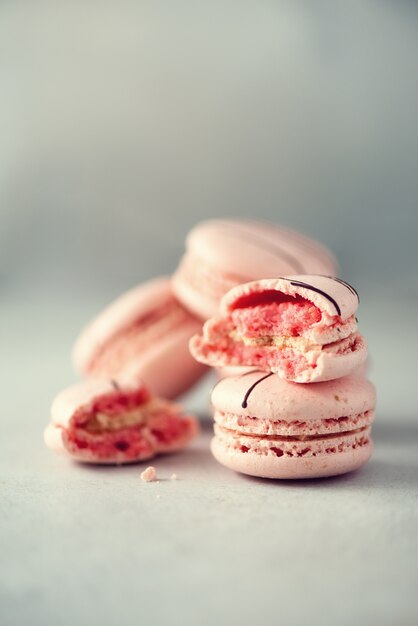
[172,219,338,319]
[73,276,208,400]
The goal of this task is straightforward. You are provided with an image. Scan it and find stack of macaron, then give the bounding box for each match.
[45,218,375,477]
[189,275,376,479]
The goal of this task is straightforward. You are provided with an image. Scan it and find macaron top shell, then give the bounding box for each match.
[50,377,149,429]
[222,275,359,321]
[211,372,376,422]
[184,219,338,278]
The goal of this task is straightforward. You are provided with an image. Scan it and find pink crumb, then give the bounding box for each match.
[231,298,321,338]
[140,466,158,482]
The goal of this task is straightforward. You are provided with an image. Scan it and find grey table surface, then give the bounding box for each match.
[1,286,417,626]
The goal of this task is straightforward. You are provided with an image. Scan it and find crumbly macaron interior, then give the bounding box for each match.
[194,323,361,380]
[66,389,193,460]
[231,291,322,339]
[191,290,361,379]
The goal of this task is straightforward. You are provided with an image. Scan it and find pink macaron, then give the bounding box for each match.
[45,377,199,464]
[211,371,376,479]
[190,275,367,383]
[172,219,338,319]
[73,277,208,399]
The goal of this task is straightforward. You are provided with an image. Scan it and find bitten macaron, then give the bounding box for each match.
[172,219,338,319]
[73,276,207,399]
[190,275,366,383]
[211,371,376,479]
[45,377,199,464]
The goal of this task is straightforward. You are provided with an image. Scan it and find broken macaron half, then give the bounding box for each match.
[190,275,367,383]
[44,377,199,464]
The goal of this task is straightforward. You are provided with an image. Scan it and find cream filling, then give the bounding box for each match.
[83,400,161,433]
[228,316,358,352]
[232,332,320,352]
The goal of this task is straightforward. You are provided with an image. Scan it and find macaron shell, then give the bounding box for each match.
[210,371,375,479]
[43,423,156,464]
[290,332,368,383]
[171,267,222,320]
[73,277,173,373]
[222,275,359,321]
[45,413,199,465]
[211,436,373,479]
[191,329,367,384]
[172,220,338,319]
[211,372,376,423]
[51,377,144,428]
[184,220,338,278]
[215,366,256,378]
[44,422,68,456]
[120,318,208,399]
[72,277,207,399]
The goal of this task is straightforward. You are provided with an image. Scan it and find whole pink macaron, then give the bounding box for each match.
[190,275,367,383]
[73,277,208,399]
[45,377,199,464]
[172,219,338,319]
[211,371,376,479]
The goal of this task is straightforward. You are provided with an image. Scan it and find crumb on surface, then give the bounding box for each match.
[170,473,178,480]
[141,466,157,482]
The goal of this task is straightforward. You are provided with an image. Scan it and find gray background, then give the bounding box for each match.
[1,2,418,625]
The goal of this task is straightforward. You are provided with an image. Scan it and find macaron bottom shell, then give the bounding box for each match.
[192,331,367,383]
[211,431,373,479]
[45,411,199,465]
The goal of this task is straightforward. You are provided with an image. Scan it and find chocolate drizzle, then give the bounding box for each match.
[316,275,360,303]
[288,280,342,316]
[325,276,359,302]
[241,373,274,409]
[110,379,120,391]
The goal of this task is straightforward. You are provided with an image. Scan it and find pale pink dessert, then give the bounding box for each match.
[190,275,367,383]
[73,277,207,399]
[172,219,338,319]
[211,371,376,479]
[141,466,158,482]
[44,378,199,464]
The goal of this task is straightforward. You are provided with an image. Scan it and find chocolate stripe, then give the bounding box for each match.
[241,372,274,409]
[212,369,261,396]
[331,277,359,302]
[288,280,341,316]
[309,275,359,302]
